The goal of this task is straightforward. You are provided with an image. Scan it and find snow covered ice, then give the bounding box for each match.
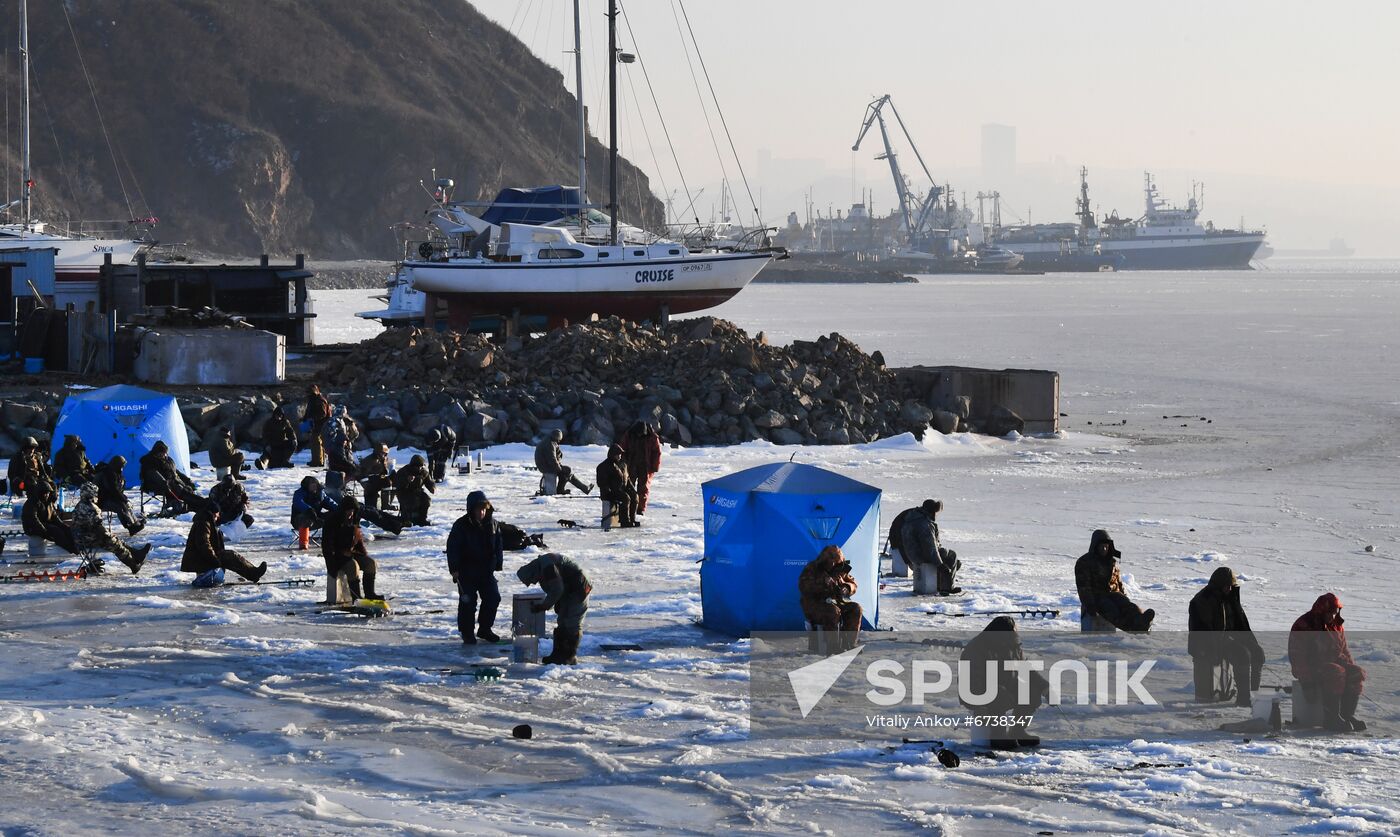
[3,265,1400,834]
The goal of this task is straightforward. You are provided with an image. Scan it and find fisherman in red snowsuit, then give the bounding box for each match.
[1289,592,1366,732]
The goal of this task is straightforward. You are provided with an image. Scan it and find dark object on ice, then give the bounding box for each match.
[983,405,1024,437]
[500,522,547,551]
[512,724,533,740]
[930,608,1059,619]
[935,747,960,768]
[1075,530,1154,633]
[600,644,643,652]
[557,519,577,528]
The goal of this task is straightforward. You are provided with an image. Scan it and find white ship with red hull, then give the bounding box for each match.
[406,221,771,329]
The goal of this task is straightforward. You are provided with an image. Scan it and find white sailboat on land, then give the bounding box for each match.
[398,0,780,331]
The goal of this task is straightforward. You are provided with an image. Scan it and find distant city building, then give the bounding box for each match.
[981,124,1017,183]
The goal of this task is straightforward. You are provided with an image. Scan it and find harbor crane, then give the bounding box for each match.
[851,94,945,248]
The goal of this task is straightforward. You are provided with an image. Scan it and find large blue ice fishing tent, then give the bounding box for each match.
[700,462,881,636]
[51,385,190,484]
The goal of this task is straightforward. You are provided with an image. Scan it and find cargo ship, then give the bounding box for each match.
[992,169,1264,271]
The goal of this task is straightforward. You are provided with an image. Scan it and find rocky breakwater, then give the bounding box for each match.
[1,317,1036,458]
[320,316,962,450]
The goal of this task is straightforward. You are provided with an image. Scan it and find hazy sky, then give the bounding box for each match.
[472,0,1400,252]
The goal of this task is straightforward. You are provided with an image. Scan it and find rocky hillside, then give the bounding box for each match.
[0,0,662,258]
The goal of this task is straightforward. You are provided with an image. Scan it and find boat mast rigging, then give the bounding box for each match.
[572,0,587,237]
[19,0,31,229]
[607,0,618,245]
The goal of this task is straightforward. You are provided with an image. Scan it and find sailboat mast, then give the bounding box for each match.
[19,0,31,229]
[572,0,587,237]
[607,0,618,246]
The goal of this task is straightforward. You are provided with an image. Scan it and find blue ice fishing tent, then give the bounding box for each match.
[700,462,881,636]
[51,385,190,484]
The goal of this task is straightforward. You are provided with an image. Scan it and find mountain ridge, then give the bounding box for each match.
[0,0,663,258]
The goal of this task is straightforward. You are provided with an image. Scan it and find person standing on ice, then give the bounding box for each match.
[305,384,332,468]
[322,496,379,601]
[798,545,863,651]
[1289,593,1366,732]
[516,553,592,665]
[445,490,504,645]
[72,483,151,575]
[959,616,1049,750]
[900,499,961,594]
[425,424,458,483]
[1188,566,1264,706]
[596,444,639,528]
[181,501,267,584]
[1074,529,1154,632]
[534,429,592,495]
[618,421,662,515]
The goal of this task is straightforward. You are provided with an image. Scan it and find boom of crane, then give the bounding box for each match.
[851,94,946,248]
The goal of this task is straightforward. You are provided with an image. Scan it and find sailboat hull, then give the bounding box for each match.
[406,252,770,326]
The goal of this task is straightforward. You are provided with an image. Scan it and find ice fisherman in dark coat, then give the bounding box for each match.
[445,490,504,644]
[181,502,266,583]
[321,497,378,600]
[1074,529,1154,632]
[257,409,299,469]
[959,616,1049,750]
[94,455,144,536]
[52,435,94,486]
[596,444,638,528]
[899,499,960,594]
[1187,566,1264,706]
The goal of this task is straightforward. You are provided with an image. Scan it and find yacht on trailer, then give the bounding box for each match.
[379,0,778,332]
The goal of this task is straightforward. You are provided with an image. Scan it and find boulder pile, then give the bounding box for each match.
[0,317,1029,458]
[321,316,940,448]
